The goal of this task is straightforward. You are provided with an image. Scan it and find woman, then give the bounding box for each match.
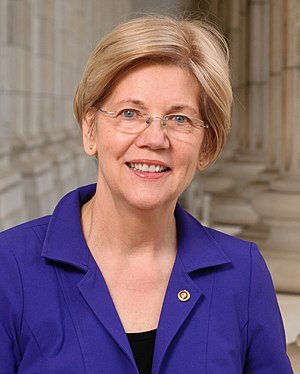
[0,15,293,373]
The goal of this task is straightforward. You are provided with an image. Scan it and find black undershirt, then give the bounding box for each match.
[126,329,157,374]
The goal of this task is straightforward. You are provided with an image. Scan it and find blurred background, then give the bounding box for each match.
[0,0,299,370]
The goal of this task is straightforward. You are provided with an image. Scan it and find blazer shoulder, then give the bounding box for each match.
[204,225,258,260]
[0,216,51,257]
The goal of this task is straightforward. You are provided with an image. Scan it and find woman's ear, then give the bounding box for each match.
[82,109,97,156]
[197,153,209,170]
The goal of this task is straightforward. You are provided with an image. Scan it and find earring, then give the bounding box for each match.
[199,160,204,166]
[89,145,94,150]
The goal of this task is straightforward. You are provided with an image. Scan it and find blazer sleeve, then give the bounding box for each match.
[243,243,293,373]
[0,243,23,373]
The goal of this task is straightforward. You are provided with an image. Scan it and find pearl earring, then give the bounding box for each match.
[89,145,94,150]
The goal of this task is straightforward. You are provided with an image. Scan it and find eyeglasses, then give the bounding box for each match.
[98,107,209,135]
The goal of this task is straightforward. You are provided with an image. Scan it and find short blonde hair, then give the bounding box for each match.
[74,15,232,163]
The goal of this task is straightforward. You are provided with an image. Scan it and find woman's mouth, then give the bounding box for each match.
[126,162,170,173]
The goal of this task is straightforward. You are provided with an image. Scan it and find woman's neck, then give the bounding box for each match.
[81,190,177,258]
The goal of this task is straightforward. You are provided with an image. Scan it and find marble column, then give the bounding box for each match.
[238,0,284,244]
[47,0,81,201]
[14,0,57,220]
[252,0,300,293]
[2,0,194,228]
[67,0,97,189]
[202,0,268,228]
[0,144,25,230]
[0,0,27,229]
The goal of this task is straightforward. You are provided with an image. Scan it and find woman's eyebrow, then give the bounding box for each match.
[113,101,199,116]
[115,98,146,108]
[168,105,199,116]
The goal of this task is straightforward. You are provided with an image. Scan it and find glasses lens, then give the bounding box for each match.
[166,117,193,134]
[117,112,148,134]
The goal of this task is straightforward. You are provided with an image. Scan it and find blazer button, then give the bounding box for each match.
[178,289,191,302]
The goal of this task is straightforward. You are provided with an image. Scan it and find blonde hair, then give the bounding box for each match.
[74,15,232,163]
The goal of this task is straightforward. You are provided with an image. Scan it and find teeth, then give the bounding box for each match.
[128,163,168,173]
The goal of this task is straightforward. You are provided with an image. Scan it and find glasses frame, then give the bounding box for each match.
[98,107,209,134]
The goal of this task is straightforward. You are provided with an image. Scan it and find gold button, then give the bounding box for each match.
[178,289,190,302]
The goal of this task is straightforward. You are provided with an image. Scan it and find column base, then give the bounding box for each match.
[262,249,300,293]
[47,143,78,200]
[14,153,56,220]
[211,190,259,225]
[287,339,300,373]
[0,168,25,230]
[253,190,300,293]
[204,160,267,227]
[238,222,269,249]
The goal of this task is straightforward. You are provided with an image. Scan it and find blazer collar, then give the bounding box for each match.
[42,184,231,272]
[175,204,231,272]
[41,184,97,271]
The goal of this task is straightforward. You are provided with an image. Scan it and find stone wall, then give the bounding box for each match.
[0,0,131,229]
[182,0,300,295]
[185,0,300,295]
[181,1,300,368]
[0,0,183,229]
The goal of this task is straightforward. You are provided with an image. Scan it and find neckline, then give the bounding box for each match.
[126,329,157,341]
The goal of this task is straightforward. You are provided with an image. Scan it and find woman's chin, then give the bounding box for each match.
[123,194,176,212]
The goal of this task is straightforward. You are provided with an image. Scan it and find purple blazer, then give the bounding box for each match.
[0,184,293,373]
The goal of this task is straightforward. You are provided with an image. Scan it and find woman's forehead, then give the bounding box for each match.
[103,63,201,112]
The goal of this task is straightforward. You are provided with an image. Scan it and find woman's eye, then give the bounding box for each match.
[170,115,190,125]
[120,109,137,119]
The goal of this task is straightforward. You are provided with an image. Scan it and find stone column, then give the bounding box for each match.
[46,0,81,201]
[266,0,284,174]
[239,0,285,244]
[181,1,234,223]
[206,0,270,228]
[0,145,24,230]
[288,335,300,372]
[14,0,56,220]
[0,0,27,229]
[252,0,300,293]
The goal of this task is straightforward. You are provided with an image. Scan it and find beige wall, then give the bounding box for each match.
[0,0,181,229]
[181,2,300,369]
[188,0,300,295]
[0,0,128,228]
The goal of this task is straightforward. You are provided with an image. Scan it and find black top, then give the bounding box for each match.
[127,329,157,374]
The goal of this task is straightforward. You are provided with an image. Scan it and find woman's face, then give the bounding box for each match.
[83,63,207,211]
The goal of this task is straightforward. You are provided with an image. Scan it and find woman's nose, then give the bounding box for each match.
[135,117,170,150]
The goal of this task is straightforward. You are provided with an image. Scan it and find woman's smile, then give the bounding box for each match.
[126,159,171,179]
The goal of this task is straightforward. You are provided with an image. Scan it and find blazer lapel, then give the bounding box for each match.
[77,257,138,371]
[152,255,203,374]
[152,205,231,373]
[41,185,138,370]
